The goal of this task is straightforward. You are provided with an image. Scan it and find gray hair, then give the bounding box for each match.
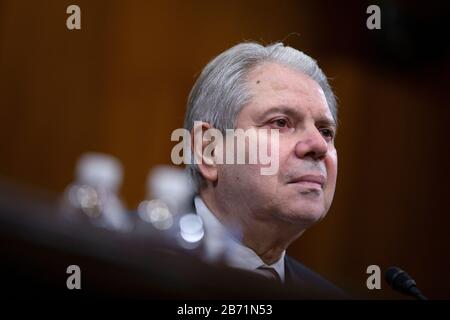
[184,41,337,191]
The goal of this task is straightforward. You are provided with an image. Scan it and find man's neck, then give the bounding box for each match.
[199,190,305,265]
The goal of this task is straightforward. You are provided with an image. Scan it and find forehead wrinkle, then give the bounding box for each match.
[249,62,319,92]
[248,68,325,109]
[242,63,332,124]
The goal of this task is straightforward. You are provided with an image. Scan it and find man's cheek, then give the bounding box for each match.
[225,164,259,185]
[326,149,338,176]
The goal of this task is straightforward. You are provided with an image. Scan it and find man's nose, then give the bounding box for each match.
[294,127,328,160]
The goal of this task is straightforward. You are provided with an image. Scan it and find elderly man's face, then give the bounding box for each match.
[217,62,337,228]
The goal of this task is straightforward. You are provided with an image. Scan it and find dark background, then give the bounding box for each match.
[0,0,449,299]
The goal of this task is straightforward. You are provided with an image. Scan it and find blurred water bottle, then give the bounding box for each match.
[63,152,133,232]
[136,165,199,250]
[147,165,195,216]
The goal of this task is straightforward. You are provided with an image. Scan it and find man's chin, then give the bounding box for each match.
[280,204,327,227]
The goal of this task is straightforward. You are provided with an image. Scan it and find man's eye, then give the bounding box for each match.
[271,118,288,128]
[319,128,335,140]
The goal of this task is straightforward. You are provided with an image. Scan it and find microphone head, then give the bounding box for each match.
[385,266,417,295]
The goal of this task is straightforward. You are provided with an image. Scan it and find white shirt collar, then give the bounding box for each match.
[194,196,286,282]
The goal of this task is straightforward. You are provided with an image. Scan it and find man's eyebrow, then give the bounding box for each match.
[258,105,301,118]
[259,105,337,127]
[316,117,337,128]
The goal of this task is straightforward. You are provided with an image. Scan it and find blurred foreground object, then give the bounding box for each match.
[139,165,205,251]
[147,165,195,215]
[0,178,332,299]
[62,152,133,232]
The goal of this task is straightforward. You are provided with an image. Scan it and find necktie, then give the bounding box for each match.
[256,266,281,283]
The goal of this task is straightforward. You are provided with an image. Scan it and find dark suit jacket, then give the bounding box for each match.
[284,255,347,299]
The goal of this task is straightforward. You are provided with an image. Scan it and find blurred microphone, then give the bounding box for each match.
[385,266,428,300]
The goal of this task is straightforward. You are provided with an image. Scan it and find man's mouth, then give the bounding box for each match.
[288,174,325,189]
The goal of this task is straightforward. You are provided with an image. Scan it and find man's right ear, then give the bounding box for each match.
[191,122,218,184]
